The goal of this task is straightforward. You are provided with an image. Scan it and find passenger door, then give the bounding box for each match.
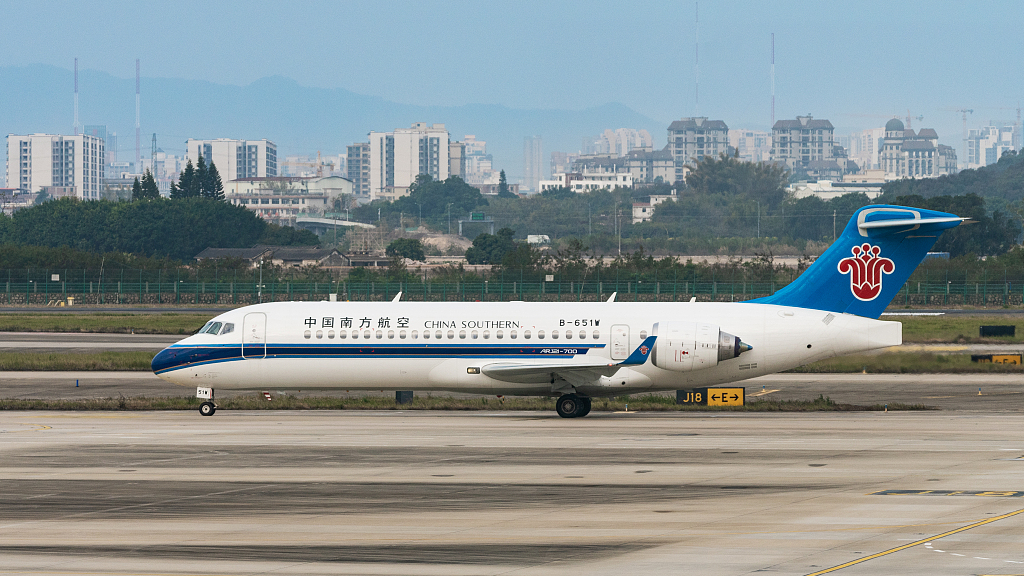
[610,324,630,360]
[242,312,267,359]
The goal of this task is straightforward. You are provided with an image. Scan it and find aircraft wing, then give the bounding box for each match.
[481,336,655,385]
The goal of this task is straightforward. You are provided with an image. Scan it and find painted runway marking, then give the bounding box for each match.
[872,489,1024,498]
[804,507,1024,576]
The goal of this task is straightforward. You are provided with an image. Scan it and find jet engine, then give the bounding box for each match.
[650,321,751,372]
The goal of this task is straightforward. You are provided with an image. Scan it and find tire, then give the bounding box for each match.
[199,401,216,416]
[578,397,592,417]
[556,394,580,418]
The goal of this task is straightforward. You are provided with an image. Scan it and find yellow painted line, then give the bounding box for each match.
[750,389,780,397]
[0,424,51,433]
[805,506,1024,576]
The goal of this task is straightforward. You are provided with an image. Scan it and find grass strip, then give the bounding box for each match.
[0,351,153,371]
[0,313,210,335]
[0,393,931,412]
[898,314,1024,343]
[791,352,1024,374]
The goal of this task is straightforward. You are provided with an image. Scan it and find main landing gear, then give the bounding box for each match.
[555,394,592,418]
[197,386,217,416]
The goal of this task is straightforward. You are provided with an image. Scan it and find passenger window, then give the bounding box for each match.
[423,330,430,340]
[447,330,455,339]
[579,330,586,340]
[640,330,648,340]
[352,330,359,339]
[537,330,545,339]
[399,330,406,339]
[483,330,490,339]
[565,330,572,339]
[339,331,347,339]
[496,330,503,339]
[552,330,559,339]
[471,330,479,339]
[411,330,418,339]
[510,330,517,339]
[328,330,335,339]
[435,330,442,339]
[221,323,234,335]
[363,330,371,339]
[375,330,382,339]
[459,330,466,339]
[387,330,395,339]
[316,330,323,339]
[592,329,599,339]
[303,330,311,339]
[524,330,531,339]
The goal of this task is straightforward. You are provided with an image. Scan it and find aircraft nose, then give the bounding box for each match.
[151,346,180,374]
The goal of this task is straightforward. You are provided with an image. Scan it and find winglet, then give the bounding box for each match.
[392,292,402,302]
[619,336,656,365]
[606,292,617,303]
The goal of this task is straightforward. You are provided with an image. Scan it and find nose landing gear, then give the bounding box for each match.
[555,394,592,418]
[197,386,217,416]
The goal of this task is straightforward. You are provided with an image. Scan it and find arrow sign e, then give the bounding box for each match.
[731,394,739,400]
[712,394,721,401]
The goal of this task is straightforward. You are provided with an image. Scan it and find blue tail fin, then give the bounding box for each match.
[750,205,965,318]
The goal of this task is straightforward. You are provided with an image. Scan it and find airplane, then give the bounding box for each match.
[152,204,966,418]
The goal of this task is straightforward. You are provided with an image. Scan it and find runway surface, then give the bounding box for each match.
[0,410,1021,575]
[0,332,178,352]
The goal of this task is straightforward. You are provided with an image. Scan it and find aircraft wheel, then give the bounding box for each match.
[578,397,592,417]
[199,401,216,416]
[556,394,581,418]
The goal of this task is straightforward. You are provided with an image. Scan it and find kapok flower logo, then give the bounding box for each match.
[837,243,895,301]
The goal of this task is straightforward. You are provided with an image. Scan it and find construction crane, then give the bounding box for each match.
[940,108,974,164]
[281,151,335,178]
[906,109,924,130]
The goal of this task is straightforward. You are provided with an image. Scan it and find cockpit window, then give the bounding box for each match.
[197,321,213,334]
[204,322,223,335]
[220,323,234,335]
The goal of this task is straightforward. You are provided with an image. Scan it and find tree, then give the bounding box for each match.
[195,155,209,197]
[497,170,516,198]
[386,238,426,261]
[172,159,199,199]
[205,161,225,201]
[140,169,160,199]
[131,177,143,201]
[465,228,517,264]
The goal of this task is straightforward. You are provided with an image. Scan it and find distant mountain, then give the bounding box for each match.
[0,64,667,186]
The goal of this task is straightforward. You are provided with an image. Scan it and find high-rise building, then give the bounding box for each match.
[368,122,450,201]
[5,133,105,199]
[770,115,835,173]
[346,143,371,197]
[879,119,957,180]
[667,117,729,183]
[449,141,466,179]
[847,127,885,171]
[583,129,654,156]
[185,139,277,180]
[463,135,499,186]
[83,125,118,165]
[728,130,771,163]
[523,136,543,193]
[966,123,1017,168]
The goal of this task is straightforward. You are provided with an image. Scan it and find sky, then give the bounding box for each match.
[2,0,1023,150]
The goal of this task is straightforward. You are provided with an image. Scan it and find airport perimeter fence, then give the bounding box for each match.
[2,276,1024,307]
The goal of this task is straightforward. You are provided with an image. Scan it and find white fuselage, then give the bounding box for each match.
[153,300,901,397]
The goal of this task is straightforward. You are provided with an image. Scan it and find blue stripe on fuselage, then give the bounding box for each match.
[151,343,605,375]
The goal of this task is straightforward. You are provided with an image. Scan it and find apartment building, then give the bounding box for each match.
[667,117,729,183]
[5,133,105,199]
[346,142,371,197]
[185,138,277,180]
[368,122,450,200]
[770,115,835,173]
[224,175,353,225]
[879,119,957,180]
[967,124,1017,168]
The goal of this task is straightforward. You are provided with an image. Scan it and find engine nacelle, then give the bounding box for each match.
[651,321,750,372]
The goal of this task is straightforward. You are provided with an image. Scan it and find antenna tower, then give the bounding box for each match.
[151,133,157,162]
[73,58,80,135]
[135,59,141,172]
[770,33,775,128]
[694,2,699,116]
